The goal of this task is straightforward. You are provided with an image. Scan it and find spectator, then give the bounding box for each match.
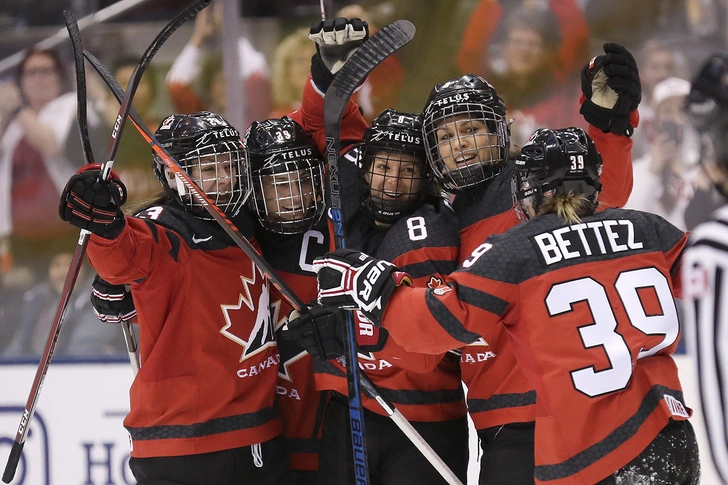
[0,48,83,267]
[632,40,688,158]
[626,77,699,230]
[165,3,271,130]
[268,27,316,119]
[3,251,98,358]
[457,0,589,147]
[88,56,163,209]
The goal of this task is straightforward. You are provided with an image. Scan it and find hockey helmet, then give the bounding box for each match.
[515,127,602,219]
[360,109,429,224]
[152,111,250,219]
[422,74,510,192]
[245,117,325,234]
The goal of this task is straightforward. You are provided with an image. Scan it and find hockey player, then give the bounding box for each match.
[682,53,728,484]
[245,116,328,485]
[59,112,290,484]
[282,17,469,484]
[415,44,639,484]
[314,126,701,485]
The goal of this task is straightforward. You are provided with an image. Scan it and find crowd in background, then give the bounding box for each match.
[0,0,725,358]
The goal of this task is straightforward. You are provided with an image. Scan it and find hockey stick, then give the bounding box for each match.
[323,19,454,485]
[1,3,208,482]
[64,11,141,376]
[85,48,463,485]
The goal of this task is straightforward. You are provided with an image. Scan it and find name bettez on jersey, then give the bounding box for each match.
[533,219,644,265]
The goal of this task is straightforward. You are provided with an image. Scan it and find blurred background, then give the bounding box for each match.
[0,0,725,483]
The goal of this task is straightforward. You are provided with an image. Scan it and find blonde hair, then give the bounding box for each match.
[271,27,316,110]
[538,191,596,225]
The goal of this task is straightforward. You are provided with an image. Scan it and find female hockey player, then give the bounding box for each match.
[59,112,290,484]
[411,43,640,484]
[282,17,469,485]
[314,126,701,485]
[245,116,328,485]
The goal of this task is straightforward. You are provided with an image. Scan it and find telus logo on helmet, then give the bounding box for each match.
[369,129,421,145]
[431,93,470,107]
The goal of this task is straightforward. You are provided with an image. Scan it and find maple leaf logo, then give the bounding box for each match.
[219,263,277,362]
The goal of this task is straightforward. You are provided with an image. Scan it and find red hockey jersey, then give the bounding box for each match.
[454,123,636,429]
[382,208,690,485]
[87,204,281,458]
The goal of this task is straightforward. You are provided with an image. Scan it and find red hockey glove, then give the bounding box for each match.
[309,17,368,92]
[313,248,411,325]
[90,274,137,324]
[281,304,346,361]
[580,43,641,137]
[59,164,127,239]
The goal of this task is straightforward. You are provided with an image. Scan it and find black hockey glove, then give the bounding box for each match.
[313,248,412,325]
[281,304,346,361]
[90,274,137,324]
[580,43,641,137]
[59,164,127,239]
[309,17,368,92]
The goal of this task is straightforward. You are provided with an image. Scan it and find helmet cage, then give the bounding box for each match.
[359,144,428,224]
[158,138,250,219]
[424,100,509,192]
[250,155,326,234]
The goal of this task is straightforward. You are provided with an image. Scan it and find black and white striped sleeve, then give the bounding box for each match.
[683,205,728,484]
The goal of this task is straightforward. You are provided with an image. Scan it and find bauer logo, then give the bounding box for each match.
[0,406,50,485]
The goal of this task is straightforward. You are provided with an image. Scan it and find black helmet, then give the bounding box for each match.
[152,111,250,219]
[422,74,510,192]
[360,109,428,224]
[686,53,728,199]
[515,127,602,218]
[245,117,325,234]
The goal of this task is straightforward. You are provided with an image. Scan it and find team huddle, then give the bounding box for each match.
[57,15,725,485]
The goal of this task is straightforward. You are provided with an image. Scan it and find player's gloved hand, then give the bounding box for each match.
[59,163,127,239]
[309,17,368,92]
[354,310,389,353]
[90,274,137,324]
[580,43,641,137]
[313,248,411,325]
[281,304,346,361]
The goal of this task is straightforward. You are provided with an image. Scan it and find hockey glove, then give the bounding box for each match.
[580,43,641,137]
[90,274,137,324]
[309,17,368,92]
[59,164,127,239]
[313,248,412,325]
[281,304,346,361]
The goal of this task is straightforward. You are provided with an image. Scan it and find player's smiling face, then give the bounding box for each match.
[261,168,316,221]
[365,151,423,203]
[190,153,237,204]
[434,115,500,172]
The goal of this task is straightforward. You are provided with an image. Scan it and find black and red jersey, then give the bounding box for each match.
[455,125,636,430]
[256,220,331,473]
[87,203,281,458]
[382,208,689,485]
[313,141,467,423]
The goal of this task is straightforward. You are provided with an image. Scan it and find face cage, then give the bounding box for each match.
[424,104,508,192]
[176,140,251,219]
[360,146,428,224]
[251,159,326,234]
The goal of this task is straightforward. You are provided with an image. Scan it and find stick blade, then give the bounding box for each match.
[324,19,415,130]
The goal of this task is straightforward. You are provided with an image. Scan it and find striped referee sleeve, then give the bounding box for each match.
[683,206,728,484]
